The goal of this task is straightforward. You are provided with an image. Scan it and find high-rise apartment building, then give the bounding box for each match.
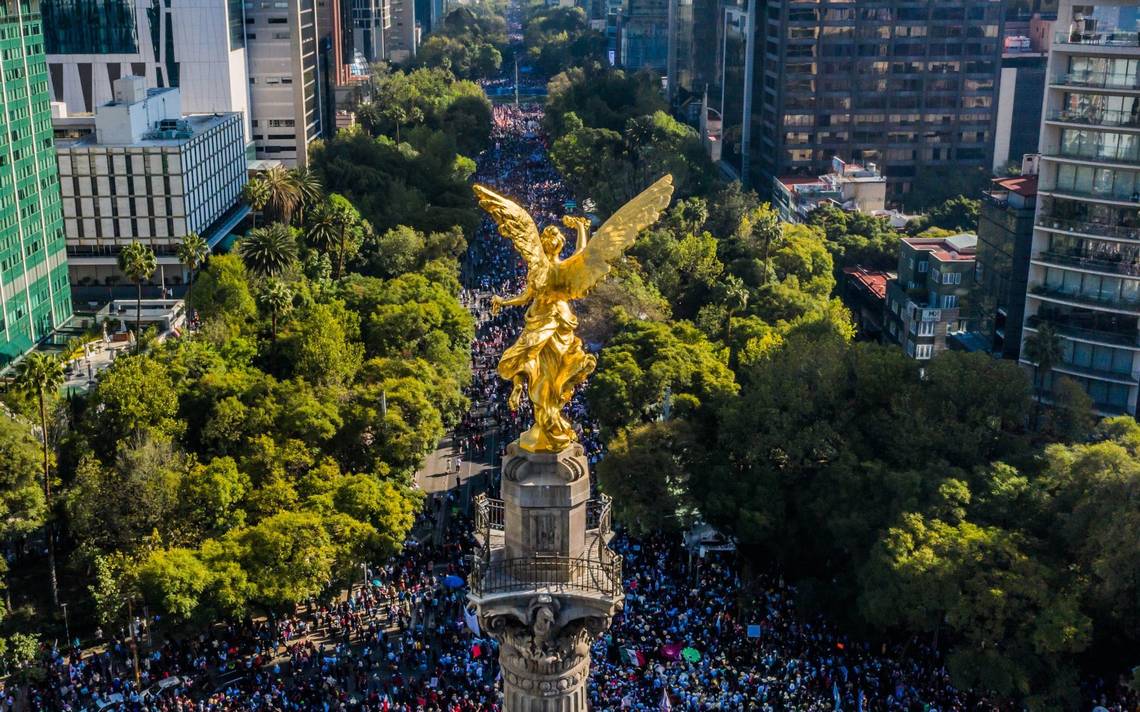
[42,0,252,142]
[1020,0,1140,415]
[621,0,669,72]
[0,0,72,366]
[246,0,325,165]
[756,0,1004,198]
[976,173,1038,359]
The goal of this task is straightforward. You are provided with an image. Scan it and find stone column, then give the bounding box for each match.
[470,443,623,712]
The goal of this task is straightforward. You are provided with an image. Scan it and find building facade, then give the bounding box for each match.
[54,78,247,294]
[246,0,324,165]
[0,0,72,366]
[43,0,251,143]
[756,0,1004,198]
[1020,0,1140,415]
[772,157,887,222]
[976,174,1037,359]
[884,234,978,360]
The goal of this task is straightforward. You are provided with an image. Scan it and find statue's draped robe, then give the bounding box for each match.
[498,294,595,453]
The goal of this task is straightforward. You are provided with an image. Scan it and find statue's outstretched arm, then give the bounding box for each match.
[491,286,533,315]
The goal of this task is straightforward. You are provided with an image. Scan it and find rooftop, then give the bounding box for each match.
[992,174,1038,198]
[903,233,978,262]
[843,266,894,300]
[54,112,236,149]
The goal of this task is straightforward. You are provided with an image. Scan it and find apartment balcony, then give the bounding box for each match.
[1038,186,1140,209]
[1052,73,1140,93]
[1034,250,1140,278]
[1025,315,1140,349]
[1030,284,1140,315]
[1051,360,1139,386]
[1035,214,1140,242]
[1053,30,1140,49]
[1046,108,1140,131]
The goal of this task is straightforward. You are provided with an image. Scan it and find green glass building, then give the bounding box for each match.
[0,0,71,367]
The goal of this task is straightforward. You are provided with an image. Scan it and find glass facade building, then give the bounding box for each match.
[1021,0,1140,415]
[755,0,1004,197]
[0,0,73,366]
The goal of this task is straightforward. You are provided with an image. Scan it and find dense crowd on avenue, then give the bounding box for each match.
[13,91,1136,712]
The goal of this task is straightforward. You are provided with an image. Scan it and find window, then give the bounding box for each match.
[916,344,933,360]
[918,261,928,273]
[918,321,935,337]
[944,271,962,285]
[942,294,958,308]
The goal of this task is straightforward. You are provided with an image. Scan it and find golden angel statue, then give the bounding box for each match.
[473,175,675,453]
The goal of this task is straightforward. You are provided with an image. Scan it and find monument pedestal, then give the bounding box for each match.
[469,443,622,712]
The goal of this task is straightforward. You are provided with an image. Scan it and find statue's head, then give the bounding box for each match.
[541,226,565,258]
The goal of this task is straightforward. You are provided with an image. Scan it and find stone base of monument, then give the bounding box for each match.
[469,442,623,712]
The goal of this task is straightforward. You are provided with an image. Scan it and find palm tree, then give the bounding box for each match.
[290,167,323,226]
[257,279,294,338]
[239,223,298,278]
[261,165,301,225]
[1023,322,1063,427]
[14,352,64,609]
[241,178,270,228]
[176,232,209,311]
[308,199,358,279]
[117,241,157,352]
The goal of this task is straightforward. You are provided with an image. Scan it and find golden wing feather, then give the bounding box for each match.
[473,185,550,281]
[552,175,675,299]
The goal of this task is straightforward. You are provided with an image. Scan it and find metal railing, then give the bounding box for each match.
[586,495,612,535]
[1054,73,1140,91]
[1030,284,1140,312]
[474,495,613,538]
[1048,109,1140,129]
[1036,215,1140,241]
[473,494,504,534]
[1025,315,1140,348]
[468,552,623,597]
[1036,250,1140,277]
[1055,31,1140,48]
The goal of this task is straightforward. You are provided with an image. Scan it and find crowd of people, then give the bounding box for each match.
[14,60,1137,710]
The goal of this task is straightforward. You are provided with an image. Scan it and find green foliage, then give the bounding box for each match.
[805,203,902,271]
[907,195,982,235]
[239,223,299,279]
[0,413,45,539]
[190,254,258,331]
[523,7,606,76]
[549,110,713,214]
[136,547,211,621]
[597,420,701,535]
[85,355,181,456]
[312,128,481,237]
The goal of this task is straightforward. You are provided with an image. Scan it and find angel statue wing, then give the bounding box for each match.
[552,175,675,299]
[473,185,550,285]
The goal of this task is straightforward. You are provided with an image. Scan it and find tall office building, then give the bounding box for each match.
[385,0,417,62]
[0,0,72,366]
[621,0,669,72]
[756,1,1004,198]
[246,0,325,165]
[42,0,251,142]
[53,78,247,295]
[1020,0,1140,415]
[976,173,1038,359]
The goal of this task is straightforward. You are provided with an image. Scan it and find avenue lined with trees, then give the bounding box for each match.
[0,0,1134,709]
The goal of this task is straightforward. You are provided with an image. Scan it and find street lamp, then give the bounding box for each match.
[60,602,70,648]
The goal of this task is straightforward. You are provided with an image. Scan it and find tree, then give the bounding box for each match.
[260,165,301,225]
[221,511,336,609]
[176,232,209,310]
[117,241,157,352]
[257,279,294,338]
[309,194,367,279]
[85,355,181,456]
[289,167,323,226]
[12,353,62,607]
[188,253,257,331]
[136,547,211,621]
[1047,376,1095,442]
[239,224,298,279]
[1023,323,1062,422]
[597,420,701,534]
[241,178,270,228]
[0,412,46,541]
